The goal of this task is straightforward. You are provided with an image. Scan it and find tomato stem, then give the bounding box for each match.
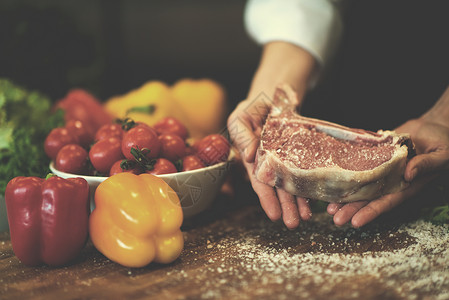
[119,159,137,170]
[116,118,138,131]
[174,159,183,172]
[129,147,156,171]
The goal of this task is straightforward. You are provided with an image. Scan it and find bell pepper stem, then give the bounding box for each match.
[126,105,156,116]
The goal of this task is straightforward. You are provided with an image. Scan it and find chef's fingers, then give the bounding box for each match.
[404,149,449,182]
[351,176,432,227]
[327,203,344,215]
[351,193,406,228]
[244,161,282,221]
[333,201,369,226]
[296,197,312,221]
[227,106,260,163]
[257,185,282,222]
[277,189,300,229]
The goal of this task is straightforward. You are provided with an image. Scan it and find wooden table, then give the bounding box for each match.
[1,181,448,300]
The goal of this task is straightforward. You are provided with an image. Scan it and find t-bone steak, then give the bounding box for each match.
[254,84,414,203]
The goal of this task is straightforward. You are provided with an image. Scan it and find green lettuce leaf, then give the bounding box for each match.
[0,78,64,194]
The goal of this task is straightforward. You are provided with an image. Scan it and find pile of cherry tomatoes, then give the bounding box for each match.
[45,117,231,176]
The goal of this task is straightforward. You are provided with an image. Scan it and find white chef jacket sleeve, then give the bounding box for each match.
[244,0,343,68]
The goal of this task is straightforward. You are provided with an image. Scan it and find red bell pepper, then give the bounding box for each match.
[5,175,90,266]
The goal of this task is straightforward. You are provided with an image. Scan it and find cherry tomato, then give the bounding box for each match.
[158,133,186,162]
[185,137,200,155]
[146,158,177,175]
[184,146,194,156]
[65,120,93,148]
[182,155,205,171]
[196,134,230,165]
[154,117,188,140]
[44,127,79,160]
[109,160,142,176]
[55,144,88,174]
[89,137,124,174]
[121,124,160,160]
[95,123,124,141]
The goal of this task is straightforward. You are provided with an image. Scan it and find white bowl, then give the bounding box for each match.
[49,152,234,218]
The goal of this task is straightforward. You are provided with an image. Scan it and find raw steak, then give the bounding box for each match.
[254,84,414,203]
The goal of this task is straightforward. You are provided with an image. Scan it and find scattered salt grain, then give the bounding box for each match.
[195,214,449,300]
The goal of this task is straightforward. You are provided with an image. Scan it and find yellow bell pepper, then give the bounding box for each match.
[104,81,172,126]
[89,173,184,268]
[171,78,227,139]
[104,78,227,139]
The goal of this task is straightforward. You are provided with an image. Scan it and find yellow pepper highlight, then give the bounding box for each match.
[89,173,184,268]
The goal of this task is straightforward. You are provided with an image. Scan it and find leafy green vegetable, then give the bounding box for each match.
[0,78,64,194]
[426,205,449,225]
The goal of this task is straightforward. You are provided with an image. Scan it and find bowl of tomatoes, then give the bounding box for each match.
[47,117,234,218]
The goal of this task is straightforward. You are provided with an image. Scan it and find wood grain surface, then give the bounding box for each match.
[0,178,448,300]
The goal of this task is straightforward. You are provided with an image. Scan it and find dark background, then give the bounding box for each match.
[1,0,448,131]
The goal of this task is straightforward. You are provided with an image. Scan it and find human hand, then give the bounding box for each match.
[327,117,449,227]
[227,42,316,228]
[227,95,312,229]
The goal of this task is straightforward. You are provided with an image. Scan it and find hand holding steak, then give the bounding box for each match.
[254,84,414,203]
[329,86,449,227]
[226,42,317,228]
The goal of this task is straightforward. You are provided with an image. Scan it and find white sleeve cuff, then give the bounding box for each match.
[244,0,343,67]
